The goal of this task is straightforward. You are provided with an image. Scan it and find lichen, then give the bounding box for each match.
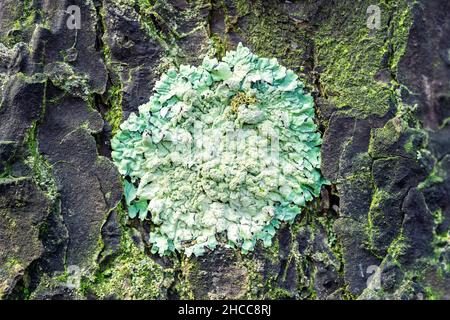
[111,44,327,257]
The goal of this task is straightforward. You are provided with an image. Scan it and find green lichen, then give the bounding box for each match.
[111,44,327,257]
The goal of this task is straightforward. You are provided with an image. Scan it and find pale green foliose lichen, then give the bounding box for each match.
[111,43,327,257]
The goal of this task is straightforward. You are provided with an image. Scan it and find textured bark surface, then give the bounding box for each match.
[0,0,448,300]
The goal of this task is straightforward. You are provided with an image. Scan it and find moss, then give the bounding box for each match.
[98,11,124,137]
[81,222,173,299]
[239,233,285,299]
[174,256,197,299]
[423,286,445,300]
[1,0,41,46]
[343,168,373,188]
[3,256,36,299]
[316,215,339,250]
[229,0,309,76]
[385,3,413,72]
[315,0,412,118]
[23,81,58,201]
[53,271,70,284]
[340,284,358,300]
[430,208,450,277]
[365,188,390,255]
[239,256,264,299]
[403,135,415,154]
[45,62,92,99]
[386,231,408,265]
[0,205,16,229]
[214,0,410,129]
[210,34,228,60]
[418,171,445,190]
[137,4,170,46]
[0,161,13,180]
[432,209,444,227]
[104,85,124,135]
[266,287,294,300]
[135,0,201,53]
[3,257,22,276]
[418,159,446,190]
[368,117,407,157]
[266,234,280,262]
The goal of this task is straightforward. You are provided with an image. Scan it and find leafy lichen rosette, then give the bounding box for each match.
[111,43,327,257]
